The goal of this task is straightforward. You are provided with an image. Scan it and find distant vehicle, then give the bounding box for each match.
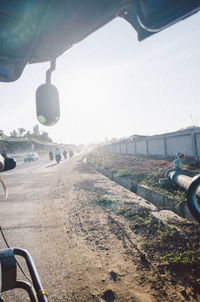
[49,151,54,161]
[55,154,61,164]
[69,150,74,158]
[24,153,39,163]
[63,150,67,160]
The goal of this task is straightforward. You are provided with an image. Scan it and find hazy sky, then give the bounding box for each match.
[0,12,200,145]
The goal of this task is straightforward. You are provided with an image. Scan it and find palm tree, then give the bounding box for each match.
[18,127,26,136]
[0,130,5,137]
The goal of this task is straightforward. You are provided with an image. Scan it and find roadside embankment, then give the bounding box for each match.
[86,152,198,221]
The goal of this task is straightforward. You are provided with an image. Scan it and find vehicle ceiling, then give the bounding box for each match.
[0,0,200,82]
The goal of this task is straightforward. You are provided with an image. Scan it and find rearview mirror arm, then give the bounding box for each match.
[46,58,56,84]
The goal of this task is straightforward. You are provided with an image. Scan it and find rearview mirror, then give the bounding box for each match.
[36,83,60,126]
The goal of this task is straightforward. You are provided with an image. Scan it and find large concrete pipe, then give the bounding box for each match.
[165,169,200,223]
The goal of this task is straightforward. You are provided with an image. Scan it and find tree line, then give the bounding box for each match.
[0,124,52,143]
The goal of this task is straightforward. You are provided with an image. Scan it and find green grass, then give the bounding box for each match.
[157,227,178,241]
[116,168,131,177]
[96,195,115,206]
[117,207,150,221]
[163,251,200,265]
[117,206,179,238]
[140,175,186,204]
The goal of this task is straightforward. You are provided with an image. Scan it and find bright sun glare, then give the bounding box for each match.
[56,68,117,144]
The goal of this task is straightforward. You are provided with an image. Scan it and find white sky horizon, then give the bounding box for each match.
[0,12,200,145]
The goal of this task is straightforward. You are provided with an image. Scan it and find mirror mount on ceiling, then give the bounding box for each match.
[46,58,56,84]
[36,58,60,126]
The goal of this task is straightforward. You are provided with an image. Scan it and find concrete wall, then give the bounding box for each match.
[100,127,200,159]
[120,143,127,154]
[166,134,193,156]
[127,142,135,154]
[195,133,200,157]
[148,138,165,155]
[135,140,147,155]
[116,144,121,153]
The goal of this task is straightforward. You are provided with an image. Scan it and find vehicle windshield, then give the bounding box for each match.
[1,3,200,302]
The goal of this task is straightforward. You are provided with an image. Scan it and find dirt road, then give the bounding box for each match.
[0,155,198,301]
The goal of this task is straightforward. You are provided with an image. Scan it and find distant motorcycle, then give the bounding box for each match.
[69,150,74,158]
[63,150,67,160]
[55,154,61,164]
[49,153,54,161]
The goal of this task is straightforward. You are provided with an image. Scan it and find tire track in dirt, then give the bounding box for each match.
[51,158,184,301]
[39,158,156,301]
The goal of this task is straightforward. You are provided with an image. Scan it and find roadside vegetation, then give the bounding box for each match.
[95,192,200,291]
[1,124,52,142]
[118,206,200,290]
[87,151,197,205]
[0,124,53,153]
[96,195,115,206]
[90,151,200,297]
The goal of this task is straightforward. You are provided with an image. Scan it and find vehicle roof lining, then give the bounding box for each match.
[0,0,200,82]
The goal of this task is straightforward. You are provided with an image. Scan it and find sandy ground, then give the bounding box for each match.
[0,155,199,301]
